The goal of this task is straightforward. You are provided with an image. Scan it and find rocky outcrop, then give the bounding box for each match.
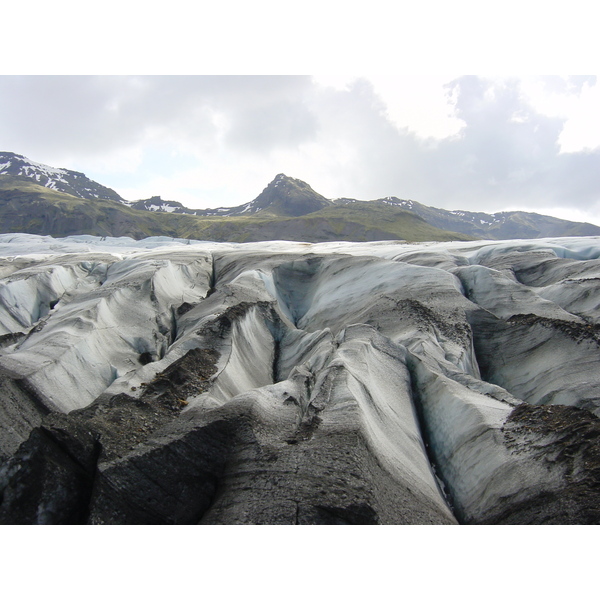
[1,234,600,524]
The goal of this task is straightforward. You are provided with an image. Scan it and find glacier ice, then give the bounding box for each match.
[1,234,600,524]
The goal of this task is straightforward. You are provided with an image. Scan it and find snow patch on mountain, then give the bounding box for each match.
[0,151,123,203]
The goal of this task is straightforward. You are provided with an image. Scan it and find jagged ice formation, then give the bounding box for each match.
[1,234,600,524]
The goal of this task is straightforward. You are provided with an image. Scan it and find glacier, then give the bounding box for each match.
[1,233,600,524]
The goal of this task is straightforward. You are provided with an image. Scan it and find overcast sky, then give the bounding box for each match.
[1,4,599,225]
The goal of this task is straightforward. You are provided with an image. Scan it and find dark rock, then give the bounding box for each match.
[0,372,47,462]
[139,347,220,406]
[0,427,98,524]
[176,302,194,316]
[0,331,25,349]
[484,404,600,524]
[88,416,235,524]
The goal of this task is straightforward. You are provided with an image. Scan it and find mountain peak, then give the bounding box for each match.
[244,174,332,217]
[269,173,312,188]
[0,151,123,203]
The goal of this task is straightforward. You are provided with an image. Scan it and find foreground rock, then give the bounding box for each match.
[1,234,600,524]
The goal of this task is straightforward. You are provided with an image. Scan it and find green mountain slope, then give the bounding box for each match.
[2,152,599,242]
[0,175,473,243]
[0,176,176,239]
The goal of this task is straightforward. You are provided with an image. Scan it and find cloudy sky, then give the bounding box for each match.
[1,4,599,225]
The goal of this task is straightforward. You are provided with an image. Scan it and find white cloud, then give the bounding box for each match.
[519,76,600,153]
[367,74,465,140]
[314,75,465,141]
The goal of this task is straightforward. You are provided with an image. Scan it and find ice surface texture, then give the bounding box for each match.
[1,234,600,524]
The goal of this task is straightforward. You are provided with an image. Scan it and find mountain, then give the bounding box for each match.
[227,173,333,217]
[2,234,600,524]
[131,174,333,218]
[128,196,197,214]
[370,196,600,239]
[0,175,187,239]
[0,175,473,242]
[0,151,124,203]
[1,152,599,242]
[0,157,472,242]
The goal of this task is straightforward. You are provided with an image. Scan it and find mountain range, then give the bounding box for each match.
[1,151,599,242]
